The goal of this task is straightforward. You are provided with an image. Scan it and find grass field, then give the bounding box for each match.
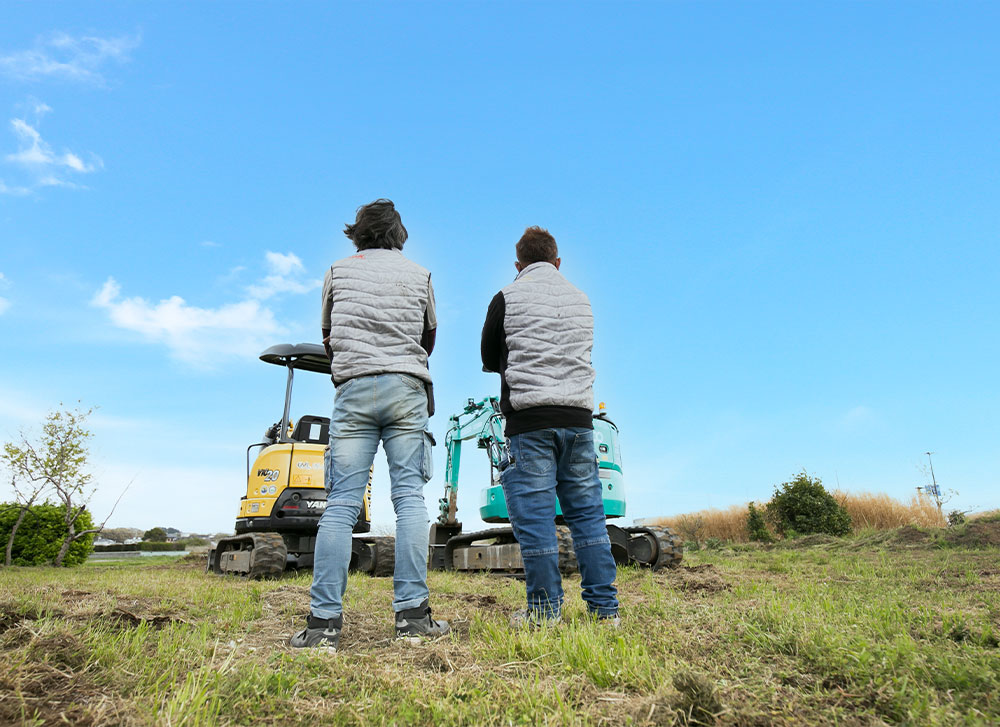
[1,526,999,726]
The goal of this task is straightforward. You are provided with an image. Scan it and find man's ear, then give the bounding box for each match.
[515,261,523,272]
[554,257,561,270]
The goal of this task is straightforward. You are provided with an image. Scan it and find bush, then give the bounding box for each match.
[93,543,139,552]
[746,501,774,543]
[765,471,852,537]
[143,527,168,542]
[947,510,967,527]
[704,537,725,550]
[0,502,95,566]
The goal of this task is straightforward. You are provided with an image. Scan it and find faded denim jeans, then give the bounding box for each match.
[500,427,619,619]
[310,373,433,618]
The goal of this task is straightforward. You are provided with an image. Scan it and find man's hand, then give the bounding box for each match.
[322,328,332,360]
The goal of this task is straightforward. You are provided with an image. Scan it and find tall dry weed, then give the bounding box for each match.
[833,490,944,530]
[651,490,945,542]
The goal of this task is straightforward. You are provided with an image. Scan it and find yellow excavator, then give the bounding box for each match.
[207,344,393,579]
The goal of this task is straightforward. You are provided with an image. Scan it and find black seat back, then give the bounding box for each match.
[291,415,330,444]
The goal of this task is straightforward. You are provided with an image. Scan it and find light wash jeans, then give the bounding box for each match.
[500,427,619,619]
[310,373,433,618]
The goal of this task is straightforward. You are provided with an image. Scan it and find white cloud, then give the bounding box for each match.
[266,251,304,276]
[0,32,140,85]
[0,178,30,195]
[1,106,101,194]
[201,240,221,248]
[246,251,321,300]
[91,277,286,367]
[91,251,318,367]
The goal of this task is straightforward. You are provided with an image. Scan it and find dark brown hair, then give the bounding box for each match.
[344,199,408,250]
[516,226,558,265]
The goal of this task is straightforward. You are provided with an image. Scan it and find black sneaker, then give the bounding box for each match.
[394,599,451,642]
[289,613,342,649]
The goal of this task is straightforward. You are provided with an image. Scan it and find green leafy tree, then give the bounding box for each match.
[143,527,168,542]
[0,502,95,566]
[765,471,852,537]
[2,406,127,566]
[746,501,773,543]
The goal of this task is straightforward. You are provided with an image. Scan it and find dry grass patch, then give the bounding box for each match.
[654,491,947,543]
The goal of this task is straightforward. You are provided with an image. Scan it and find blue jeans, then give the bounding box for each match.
[310,373,433,618]
[500,427,619,618]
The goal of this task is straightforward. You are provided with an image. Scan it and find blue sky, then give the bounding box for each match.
[1,3,997,534]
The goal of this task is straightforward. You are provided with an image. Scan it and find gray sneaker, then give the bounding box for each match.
[395,599,450,642]
[289,613,342,649]
[509,608,562,629]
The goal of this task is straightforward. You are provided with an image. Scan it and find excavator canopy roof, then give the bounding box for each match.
[258,343,330,374]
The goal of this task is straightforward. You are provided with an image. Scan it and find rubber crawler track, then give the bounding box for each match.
[355,536,396,577]
[209,532,287,579]
[624,526,683,570]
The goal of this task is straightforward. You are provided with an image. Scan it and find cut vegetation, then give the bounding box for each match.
[2,523,998,726]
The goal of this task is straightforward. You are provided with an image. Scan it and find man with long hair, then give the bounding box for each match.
[291,199,449,649]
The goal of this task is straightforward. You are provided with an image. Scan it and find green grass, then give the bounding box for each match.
[1,538,998,726]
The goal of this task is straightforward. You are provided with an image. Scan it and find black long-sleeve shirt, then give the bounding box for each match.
[481,291,592,436]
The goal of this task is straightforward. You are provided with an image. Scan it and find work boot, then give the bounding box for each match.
[395,599,450,642]
[509,608,562,629]
[289,613,342,649]
[595,613,621,628]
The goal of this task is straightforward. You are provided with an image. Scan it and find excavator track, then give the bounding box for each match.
[352,536,396,577]
[623,525,683,570]
[208,532,287,579]
[556,526,578,574]
[444,526,580,574]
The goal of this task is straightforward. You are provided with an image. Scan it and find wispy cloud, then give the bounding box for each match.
[200,240,221,248]
[1,103,101,194]
[246,251,321,300]
[91,251,321,367]
[0,32,140,85]
[91,278,286,368]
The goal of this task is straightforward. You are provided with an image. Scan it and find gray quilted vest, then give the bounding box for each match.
[325,249,432,384]
[501,262,595,410]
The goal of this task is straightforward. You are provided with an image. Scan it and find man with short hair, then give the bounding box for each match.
[481,226,619,626]
[291,199,449,649]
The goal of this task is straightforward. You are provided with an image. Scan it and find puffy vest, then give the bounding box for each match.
[325,249,432,384]
[501,262,595,410]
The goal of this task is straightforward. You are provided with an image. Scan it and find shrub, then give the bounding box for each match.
[704,537,725,550]
[138,541,185,552]
[746,501,774,543]
[0,502,95,566]
[947,510,967,527]
[143,527,168,542]
[765,471,852,537]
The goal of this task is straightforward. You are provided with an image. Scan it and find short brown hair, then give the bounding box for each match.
[516,226,558,266]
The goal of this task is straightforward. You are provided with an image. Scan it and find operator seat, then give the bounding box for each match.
[290,415,330,444]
